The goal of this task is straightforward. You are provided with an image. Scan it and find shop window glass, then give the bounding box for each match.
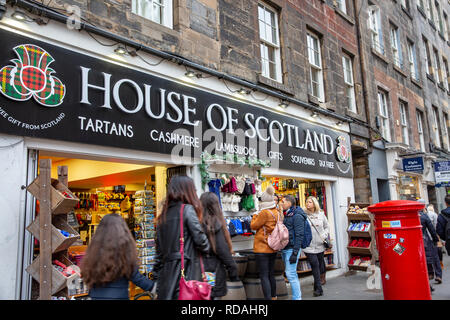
[398,175,420,201]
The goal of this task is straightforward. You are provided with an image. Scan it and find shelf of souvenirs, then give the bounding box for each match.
[297,264,336,274]
[298,249,333,261]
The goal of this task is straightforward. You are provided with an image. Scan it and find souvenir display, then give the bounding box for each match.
[134,190,157,279]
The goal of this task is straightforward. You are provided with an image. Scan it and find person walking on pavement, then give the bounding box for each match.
[418,199,441,290]
[250,185,280,300]
[437,195,450,257]
[200,192,239,300]
[153,175,210,300]
[81,213,154,300]
[427,204,444,272]
[303,196,329,297]
[279,194,306,300]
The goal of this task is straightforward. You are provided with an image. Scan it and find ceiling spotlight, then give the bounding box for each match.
[336,121,343,126]
[238,88,250,95]
[278,100,289,108]
[12,10,27,21]
[311,111,318,118]
[114,45,127,55]
[185,70,196,77]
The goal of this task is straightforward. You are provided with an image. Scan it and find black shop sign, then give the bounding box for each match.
[0,28,352,178]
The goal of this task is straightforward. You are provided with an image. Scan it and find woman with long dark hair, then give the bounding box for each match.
[200,192,239,299]
[153,175,210,300]
[81,213,154,300]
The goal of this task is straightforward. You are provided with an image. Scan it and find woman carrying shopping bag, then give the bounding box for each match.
[303,196,330,297]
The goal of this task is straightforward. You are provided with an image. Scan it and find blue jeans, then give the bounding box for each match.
[281,248,302,300]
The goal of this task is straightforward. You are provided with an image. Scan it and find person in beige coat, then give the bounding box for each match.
[303,196,329,297]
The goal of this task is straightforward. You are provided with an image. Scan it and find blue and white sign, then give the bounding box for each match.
[403,157,424,172]
[435,161,450,187]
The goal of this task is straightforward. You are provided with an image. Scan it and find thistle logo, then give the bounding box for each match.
[336,135,351,163]
[0,44,65,107]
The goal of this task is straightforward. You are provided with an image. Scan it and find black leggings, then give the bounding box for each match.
[306,252,325,293]
[255,253,277,300]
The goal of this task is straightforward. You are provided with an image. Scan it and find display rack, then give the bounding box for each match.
[346,199,376,272]
[134,188,156,278]
[206,163,261,252]
[296,249,336,275]
[25,160,81,299]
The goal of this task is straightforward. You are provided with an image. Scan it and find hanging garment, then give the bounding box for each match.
[242,181,252,196]
[227,219,237,237]
[241,195,255,211]
[208,179,222,206]
[235,176,246,194]
[231,195,241,213]
[232,218,243,235]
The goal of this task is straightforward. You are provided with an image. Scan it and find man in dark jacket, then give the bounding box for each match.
[436,195,450,255]
[280,195,307,300]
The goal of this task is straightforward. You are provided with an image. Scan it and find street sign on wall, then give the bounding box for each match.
[434,161,450,187]
[402,157,424,173]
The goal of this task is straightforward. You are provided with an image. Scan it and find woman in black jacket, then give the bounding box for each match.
[200,192,239,299]
[153,175,210,300]
[81,213,154,300]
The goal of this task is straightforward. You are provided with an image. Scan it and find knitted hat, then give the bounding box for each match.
[259,185,276,210]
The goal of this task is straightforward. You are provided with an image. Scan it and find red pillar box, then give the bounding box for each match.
[367,200,431,300]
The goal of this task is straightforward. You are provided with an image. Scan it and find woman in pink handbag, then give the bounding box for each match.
[153,175,211,300]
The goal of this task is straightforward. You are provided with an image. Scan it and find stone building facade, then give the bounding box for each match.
[35,0,372,202]
[355,0,449,210]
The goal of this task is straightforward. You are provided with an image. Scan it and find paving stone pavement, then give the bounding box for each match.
[287,253,450,300]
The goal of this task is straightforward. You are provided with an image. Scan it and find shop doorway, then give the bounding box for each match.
[23,150,173,300]
[261,176,337,277]
[377,179,390,202]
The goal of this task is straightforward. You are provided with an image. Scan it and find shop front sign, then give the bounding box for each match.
[434,161,450,187]
[402,157,424,173]
[0,28,353,178]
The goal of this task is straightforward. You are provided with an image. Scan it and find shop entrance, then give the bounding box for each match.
[261,176,337,277]
[24,150,172,300]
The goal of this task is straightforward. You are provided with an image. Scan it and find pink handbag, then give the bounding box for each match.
[178,204,212,300]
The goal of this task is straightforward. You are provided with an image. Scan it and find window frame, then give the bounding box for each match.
[416,110,426,152]
[432,106,442,148]
[131,0,173,29]
[378,90,391,142]
[426,0,435,21]
[336,0,347,14]
[307,32,325,102]
[407,40,419,80]
[258,3,283,83]
[432,47,443,84]
[399,101,410,145]
[444,113,450,151]
[368,6,384,54]
[423,37,433,76]
[443,57,450,91]
[342,54,357,113]
[390,24,403,68]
